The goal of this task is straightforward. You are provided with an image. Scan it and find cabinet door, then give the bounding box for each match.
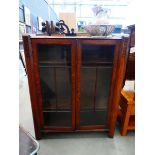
[76,40,118,130]
[32,39,76,131]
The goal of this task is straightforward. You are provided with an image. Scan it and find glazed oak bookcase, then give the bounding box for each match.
[23,35,129,139]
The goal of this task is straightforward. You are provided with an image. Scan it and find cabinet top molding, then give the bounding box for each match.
[23,34,129,40]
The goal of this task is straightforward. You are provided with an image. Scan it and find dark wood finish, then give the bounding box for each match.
[125,52,135,80]
[31,38,76,132]
[108,37,129,137]
[31,41,44,129]
[107,41,121,131]
[76,40,120,132]
[127,25,135,48]
[23,35,129,139]
[41,128,74,133]
[79,125,108,130]
[71,40,76,130]
[130,30,135,47]
[125,24,135,81]
[76,40,81,129]
[22,35,42,139]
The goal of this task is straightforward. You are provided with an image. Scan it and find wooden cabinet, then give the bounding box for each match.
[23,35,129,139]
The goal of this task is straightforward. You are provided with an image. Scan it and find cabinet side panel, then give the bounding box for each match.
[108,37,129,137]
[31,39,76,131]
[22,35,41,139]
[107,42,121,127]
[31,43,44,128]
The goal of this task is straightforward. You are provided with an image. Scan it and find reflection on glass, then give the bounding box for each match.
[82,44,114,66]
[80,44,114,126]
[38,44,72,127]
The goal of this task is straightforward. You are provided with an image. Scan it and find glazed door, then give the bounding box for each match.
[76,40,117,130]
[32,39,76,131]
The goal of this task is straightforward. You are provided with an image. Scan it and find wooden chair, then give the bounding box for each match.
[118,90,135,136]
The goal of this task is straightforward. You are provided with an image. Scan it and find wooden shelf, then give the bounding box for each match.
[43,110,71,112]
[39,61,71,64]
[82,61,113,66]
[39,65,71,68]
[39,61,71,68]
[43,102,71,111]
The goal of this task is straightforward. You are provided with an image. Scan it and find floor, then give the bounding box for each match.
[19,60,135,155]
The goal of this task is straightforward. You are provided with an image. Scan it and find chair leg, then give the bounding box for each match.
[120,104,132,136]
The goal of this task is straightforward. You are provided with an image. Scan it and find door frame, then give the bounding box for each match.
[76,39,121,131]
[31,38,76,132]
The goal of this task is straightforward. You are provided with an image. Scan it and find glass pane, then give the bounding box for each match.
[43,112,72,127]
[38,44,71,65]
[80,68,96,110]
[56,68,71,110]
[80,44,114,126]
[82,44,114,66]
[80,111,107,126]
[38,44,72,127]
[95,67,113,110]
[39,67,56,110]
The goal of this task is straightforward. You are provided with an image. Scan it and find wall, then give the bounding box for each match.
[59,12,76,31]
[51,1,131,26]
[19,0,58,34]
